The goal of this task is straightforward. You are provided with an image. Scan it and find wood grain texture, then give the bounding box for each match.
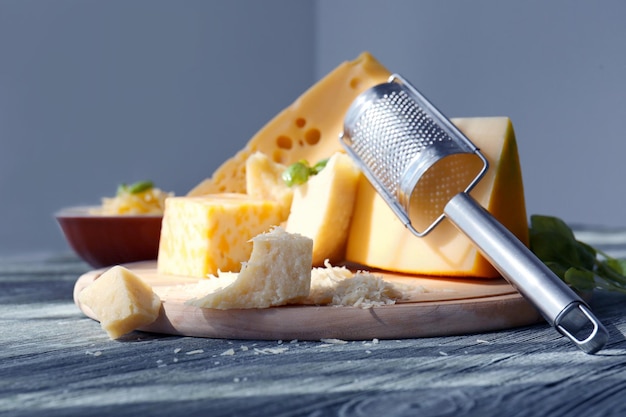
[73,261,542,340]
[2,252,626,417]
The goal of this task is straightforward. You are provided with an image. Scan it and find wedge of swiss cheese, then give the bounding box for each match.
[188,52,391,195]
[346,117,528,278]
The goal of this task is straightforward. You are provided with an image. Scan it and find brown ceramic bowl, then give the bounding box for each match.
[55,206,162,269]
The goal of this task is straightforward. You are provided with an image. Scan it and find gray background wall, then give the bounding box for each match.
[1,0,625,256]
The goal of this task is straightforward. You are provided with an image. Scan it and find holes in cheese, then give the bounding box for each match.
[157,194,284,278]
[345,117,529,278]
[187,52,391,196]
[78,265,161,339]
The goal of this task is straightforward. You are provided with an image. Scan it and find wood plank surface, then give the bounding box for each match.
[2,252,626,417]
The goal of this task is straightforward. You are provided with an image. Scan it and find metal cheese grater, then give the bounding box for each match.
[340,74,608,354]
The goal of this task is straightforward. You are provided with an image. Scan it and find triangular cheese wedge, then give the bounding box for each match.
[346,117,528,278]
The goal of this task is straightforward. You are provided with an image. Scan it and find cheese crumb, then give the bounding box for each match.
[320,338,348,345]
[254,347,289,355]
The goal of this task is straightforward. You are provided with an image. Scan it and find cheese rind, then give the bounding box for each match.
[157,194,283,278]
[78,265,161,339]
[187,227,313,309]
[285,152,361,265]
[345,117,528,278]
[188,52,391,196]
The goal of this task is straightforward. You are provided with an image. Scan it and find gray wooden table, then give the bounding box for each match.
[3,229,626,417]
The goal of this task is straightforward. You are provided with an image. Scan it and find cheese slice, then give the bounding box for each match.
[188,52,391,196]
[157,194,283,278]
[285,152,361,265]
[187,227,312,309]
[78,265,161,339]
[346,117,528,278]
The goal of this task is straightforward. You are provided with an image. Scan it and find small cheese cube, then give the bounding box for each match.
[78,265,161,339]
[187,227,313,309]
[285,152,361,265]
[157,194,283,278]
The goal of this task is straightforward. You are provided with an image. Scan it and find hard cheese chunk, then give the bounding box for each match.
[286,152,361,266]
[187,227,313,309]
[77,265,161,339]
[188,52,390,196]
[245,152,293,220]
[157,194,283,278]
[346,117,529,278]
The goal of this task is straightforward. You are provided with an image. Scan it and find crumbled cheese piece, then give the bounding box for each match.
[320,338,348,345]
[78,265,161,339]
[186,227,312,309]
[307,260,407,308]
[221,348,236,356]
[254,347,289,355]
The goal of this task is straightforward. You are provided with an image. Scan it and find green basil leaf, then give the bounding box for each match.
[311,158,329,175]
[563,268,596,292]
[529,213,626,294]
[530,215,577,241]
[575,240,597,271]
[543,261,569,280]
[282,161,310,187]
[282,158,329,187]
[127,180,154,194]
[529,230,582,267]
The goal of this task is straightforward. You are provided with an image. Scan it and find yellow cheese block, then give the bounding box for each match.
[187,227,313,309]
[346,117,529,278]
[188,52,391,196]
[245,152,293,220]
[157,194,283,278]
[77,265,161,339]
[285,152,361,266]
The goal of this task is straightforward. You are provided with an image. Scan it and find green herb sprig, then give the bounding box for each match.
[117,180,154,196]
[282,158,329,187]
[530,214,626,294]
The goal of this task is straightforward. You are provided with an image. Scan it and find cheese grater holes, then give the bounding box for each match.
[347,87,455,198]
[409,153,484,231]
[342,78,487,235]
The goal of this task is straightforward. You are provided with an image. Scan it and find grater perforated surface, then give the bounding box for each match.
[347,85,454,197]
[343,77,486,235]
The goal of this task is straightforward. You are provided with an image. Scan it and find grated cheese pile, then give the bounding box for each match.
[307,260,409,308]
[93,187,173,215]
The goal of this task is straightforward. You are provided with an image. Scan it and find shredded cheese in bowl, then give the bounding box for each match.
[91,181,173,215]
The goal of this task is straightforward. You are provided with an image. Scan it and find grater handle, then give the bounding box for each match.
[444,192,608,354]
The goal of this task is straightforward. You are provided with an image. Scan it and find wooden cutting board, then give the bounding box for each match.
[74,261,543,340]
